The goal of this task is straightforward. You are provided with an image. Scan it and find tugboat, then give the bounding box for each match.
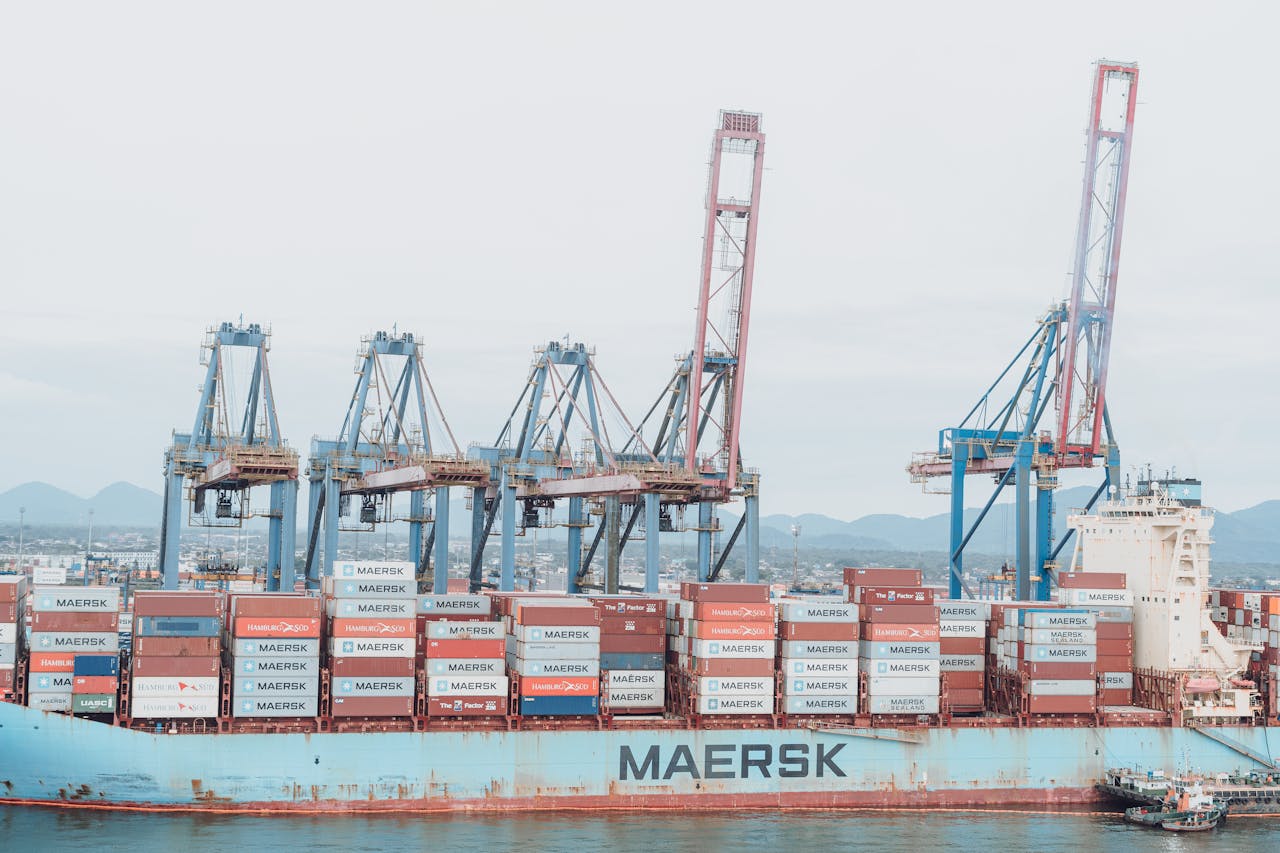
[1101,766,1280,816]
[1110,775,1227,831]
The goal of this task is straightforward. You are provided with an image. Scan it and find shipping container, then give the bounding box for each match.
[867,694,940,714]
[236,676,319,694]
[72,654,120,676]
[937,601,991,620]
[29,673,74,693]
[322,577,416,599]
[690,621,776,641]
[72,675,117,694]
[851,587,934,605]
[428,621,504,640]
[695,676,772,695]
[233,638,320,658]
[417,594,491,616]
[329,598,416,619]
[131,656,220,678]
[861,624,940,642]
[783,694,856,714]
[130,696,218,718]
[233,696,319,717]
[679,583,770,604]
[602,685,665,709]
[31,587,119,612]
[1025,695,1095,714]
[426,658,504,677]
[133,592,225,617]
[938,621,985,638]
[30,632,119,653]
[329,617,415,638]
[518,694,600,716]
[686,602,776,621]
[232,617,321,639]
[32,611,120,632]
[424,695,508,716]
[133,636,221,657]
[71,694,116,714]
[332,676,414,696]
[779,640,859,659]
[331,695,416,717]
[600,652,664,670]
[230,595,323,619]
[328,637,415,658]
[599,634,665,654]
[939,655,985,671]
[28,693,72,712]
[428,676,508,697]
[781,658,857,676]
[1023,645,1097,662]
[131,676,219,697]
[843,568,923,587]
[426,638,506,659]
[866,675,940,696]
[681,657,776,677]
[513,659,599,677]
[28,652,75,672]
[694,694,771,714]
[778,602,858,622]
[785,676,858,696]
[863,659,940,677]
[779,622,857,641]
[688,639,774,659]
[1026,679,1095,696]
[861,641,941,659]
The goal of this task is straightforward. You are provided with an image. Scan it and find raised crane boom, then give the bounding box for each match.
[1057,63,1138,461]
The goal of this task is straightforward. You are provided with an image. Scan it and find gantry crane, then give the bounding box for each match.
[302,331,488,590]
[158,322,299,591]
[907,61,1138,600]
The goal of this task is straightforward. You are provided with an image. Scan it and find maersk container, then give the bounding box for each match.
[427,658,504,676]
[1026,679,1096,696]
[27,693,71,712]
[785,677,858,696]
[428,621,503,640]
[1024,645,1098,662]
[781,658,857,676]
[1025,628,1097,645]
[332,677,415,696]
[29,673,74,693]
[233,696,318,717]
[1062,589,1134,607]
[513,659,599,677]
[861,641,940,659]
[1103,671,1134,689]
[0,643,16,665]
[867,694,940,714]
[696,676,772,695]
[72,654,120,676]
[694,694,771,714]
[866,675,941,696]
[938,621,985,638]
[235,638,321,658]
[600,652,664,670]
[133,615,222,637]
[329,598,415,618]
[778,602,857,623]
[688,639,773,659]
[784,694,856,714]
[417,593,491,616]
[510,639,602,660]
[32,587,120,612]
[30,632,119,653]
[236,676,319,694]
[864,659,941,677]
[602,685,664,708]
[324,577,416,598]
[130,697,218,718]
[0,624,18,644]
[71,694,116,714]
[606,670,662,689]
[937,601,990,620]
[1020,611,1096,629]
[333,560,415,581]
[939,655,985,671]
[511,625,600,645]
[234,656,320,677]
[131,676,219,697]
[327,637,415,658]
[518,694,599,716]
[428,675,508,697]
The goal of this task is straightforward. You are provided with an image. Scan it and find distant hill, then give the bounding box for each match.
[0,481,162,527]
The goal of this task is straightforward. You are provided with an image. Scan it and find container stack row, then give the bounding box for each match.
[1002,607,1098,715]
[507,597,600,716]
[777,599,859,715]
[938,600,988,713]
[670,583,776,716]
[1057,572,1134,706]
[592,596,666,715]
[0,576,25,701]
[131,591,223,719]
[230,593,322,718]
[845,568,941,716]
[30,586,120,715]
[1211,588,1280,716]
[324,561,418,718]
[422,593,508,718]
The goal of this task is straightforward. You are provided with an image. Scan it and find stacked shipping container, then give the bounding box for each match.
[1058,572,1134,706]
[846,569,941,716]
[30,586,120,714]
[938,600,988,713]
[325,562,418,718]
[672,583,776,716]
[591,596,666,714]
[1002,608,1098,715]
[0,576,25,701]
[230,593,322,718]
[423,593,508,717]
[130,591,223,719]
[1211,588,1280,717]
[777,600,859,715]
[508,598,600,716]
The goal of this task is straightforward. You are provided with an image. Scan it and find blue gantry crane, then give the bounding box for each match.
[158,322,300,591]
[302,331,488,590]
[908,61,1139,601]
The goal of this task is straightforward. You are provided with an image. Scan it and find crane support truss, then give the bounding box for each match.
[303,331,486,593]
[906,62,1137,602]
[158,322,300,591]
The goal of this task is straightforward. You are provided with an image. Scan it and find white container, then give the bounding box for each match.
[939,621,984,638]
[690,639,774,659]
[235,638,320,657]
[29,673,74,693]
[1026,679,1095,696]
[861,641,939,659]
[236,676,319,695]
[131,696,218,718]
[0,624,15,644]
[867,694,940,714]
[1025,628,1097,645]
[332,676,415,696]
[328,598,415,618]
[1102,671,1134,689]
[427,658,505,676]
[778,602,857,623]
[233,656,321,677]
[695,694,772,714]
[939,655,985,671]
[512,640,601,660]
[322,576,416,598]
[327,637,415,658]
[32,587,120,612]
[866,675,940,696]
[606,670,663,689]
[28,693,72,712]
[1062,589,1134,607]
[233,696,318,717]
[603,685,665,708]
[784,676,858,696]
[779,641,859,659]
[428,675,508,697]
[130,676,219,697]
[511,625,600,644]
[513,658,599,677]
[1023,644,1097,662]
[781,658,857,676]
[784,694,856,714]
[30,632,119,653]
[1023,611,1097,629]
[427,621,503,640]
[863,659,940,678]
[696,676,772,695]
[418,594,491,616]
[334,560,415,580]
[937,601,991,620]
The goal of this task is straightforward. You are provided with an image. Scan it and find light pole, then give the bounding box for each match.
[790,523,801,589]
[84,509,94,587]
[16,506,25,574]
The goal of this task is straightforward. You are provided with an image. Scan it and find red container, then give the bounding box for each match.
[426,695,509,717]
[0,602,17,621]
[861,604,939,623]
[862,623,940,642]
[517,676,598,697]
[230,594,322,619]
[133,591,225,617]
[1096,640,1134,658]
[684,658,775,677]
[1096,654,1132,672]
[32,611,119,632]
[842,567,923,587]
[232,616,321,638]
[329,656,417,677]
[425,638,505,659]
[1057,571,1126,589]
[0,669,14,690]
[940,637,986,654]
[29,652,76,672]
[132,636,221,657]
[1027,694,1096,714]
[780,622,858,641]
[691,602,775,621]
[1100,688,1132,705]
[72,675,117,694]
[948,688,985,707]
[589,597,665,616]
[679,582,770,604]
[690,621,776,640]
[851,586,935,605]
[0,579,26,603]
[329,618,415,638]
[1017,661,1096,679]
[599,615,664,635]
[131,655,221,678]
[1096,623,1134,640]
[600,633,666,654]
[513,605,600,626]
[944,671,984,689]
[331,695,414,717]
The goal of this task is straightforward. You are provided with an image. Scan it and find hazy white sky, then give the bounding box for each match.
[1,2,1276,518]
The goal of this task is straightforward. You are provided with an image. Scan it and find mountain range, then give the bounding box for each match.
[1,481,1276,565]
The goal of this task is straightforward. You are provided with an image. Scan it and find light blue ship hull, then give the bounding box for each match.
[1,702,1277,812]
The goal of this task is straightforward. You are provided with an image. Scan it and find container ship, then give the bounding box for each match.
[1,487,1278,813]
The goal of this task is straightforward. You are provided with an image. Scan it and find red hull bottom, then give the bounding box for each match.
[3,786,1112,815]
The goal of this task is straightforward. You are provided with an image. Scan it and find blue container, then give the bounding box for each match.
[72,654,120,676]
[600,652,664,671]
[518,694,600,716]
[133,616,222,637]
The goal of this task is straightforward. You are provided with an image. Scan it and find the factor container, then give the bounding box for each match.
[130,590,224,719]
[30,586,121,715]
[229,592,321,718]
